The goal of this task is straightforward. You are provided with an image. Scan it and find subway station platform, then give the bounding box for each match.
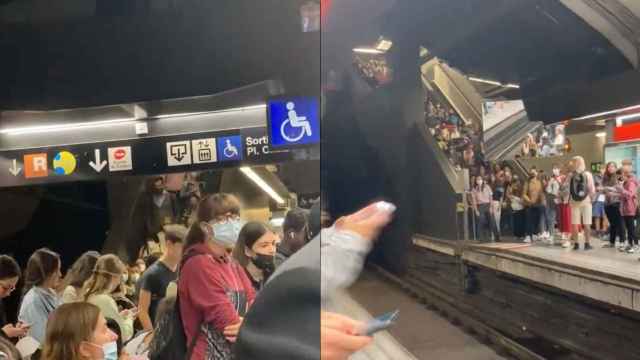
[410,235,640,359]
[465,238,640,312]
[414,235,640,313]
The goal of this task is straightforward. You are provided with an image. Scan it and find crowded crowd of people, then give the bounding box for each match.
[469,155,640,255]
[353,54,392,88]
[0,180,393,359]
[518,124,570,158]
[423,91,485,172]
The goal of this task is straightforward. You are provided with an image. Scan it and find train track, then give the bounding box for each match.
[368,264,585,360]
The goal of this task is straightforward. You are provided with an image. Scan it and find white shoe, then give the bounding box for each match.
[562,241,571,248]
[533,235,539,241]
[543,231,550,239]
[524,236,532,243]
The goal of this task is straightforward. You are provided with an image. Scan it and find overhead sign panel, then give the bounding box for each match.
[267,97,320,149]
[0,127,298,188]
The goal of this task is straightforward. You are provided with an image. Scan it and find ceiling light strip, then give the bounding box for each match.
[239,166,285,204]
[0,103,267,135]
[353,48,384,54]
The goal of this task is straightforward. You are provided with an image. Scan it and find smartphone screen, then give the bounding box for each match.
[361,310,399,336]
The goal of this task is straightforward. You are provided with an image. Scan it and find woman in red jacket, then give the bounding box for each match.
[179,217,256,360]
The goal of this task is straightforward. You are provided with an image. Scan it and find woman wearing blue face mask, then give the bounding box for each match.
[197,193,245,251]
[42,302,119,360]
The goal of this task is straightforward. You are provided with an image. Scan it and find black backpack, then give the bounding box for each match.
[148,254,201,360]
[570,172,588,202]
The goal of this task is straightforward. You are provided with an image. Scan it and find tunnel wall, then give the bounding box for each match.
[324,42,460,274]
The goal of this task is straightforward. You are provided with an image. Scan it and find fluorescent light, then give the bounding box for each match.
[353,48,383,54]
[616,112,640,126]
[468,77,502,86]
[239,166,285,204]
[468,76,520,89]
[0,117,137,136]
[595,132,606,138]
[153,104,266,119]
[574,104,640,121]
[375,39,393,52]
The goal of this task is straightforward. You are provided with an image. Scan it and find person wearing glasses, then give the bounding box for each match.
[0,255,29,341]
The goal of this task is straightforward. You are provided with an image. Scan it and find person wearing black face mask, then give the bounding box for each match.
[275,208,310,267]
[232,222,279,291]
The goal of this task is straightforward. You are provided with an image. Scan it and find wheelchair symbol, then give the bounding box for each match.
[280,102,312,143]
[223,139,239,158]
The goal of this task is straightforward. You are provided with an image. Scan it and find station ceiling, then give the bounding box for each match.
[325,0,640,125]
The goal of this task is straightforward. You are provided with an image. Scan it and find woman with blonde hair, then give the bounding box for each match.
[82,254,136,342]
[61,251,100,303]
[42,302,118,360]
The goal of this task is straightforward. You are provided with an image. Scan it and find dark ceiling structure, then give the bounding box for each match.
[324,0,640,125]
[0,0,319,111]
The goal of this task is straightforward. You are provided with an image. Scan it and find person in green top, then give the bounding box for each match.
[82,254,136,342]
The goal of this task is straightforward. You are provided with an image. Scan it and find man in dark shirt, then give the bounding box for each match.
[137,225,185,330]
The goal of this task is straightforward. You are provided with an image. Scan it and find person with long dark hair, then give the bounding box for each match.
[618,159,638,253]
[603,161,624,248]
[0,255,28,341]
[507,178,526,240]
[471,176,500,242]
[61,251,100,303]
[232,222,279,291]
[18,248,62,345]
[276,208,310,267]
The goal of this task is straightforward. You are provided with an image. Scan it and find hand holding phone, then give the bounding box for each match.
[358,310,399,336]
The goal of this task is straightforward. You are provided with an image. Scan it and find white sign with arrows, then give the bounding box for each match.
[8,159,21,176]
[88,149,107,173]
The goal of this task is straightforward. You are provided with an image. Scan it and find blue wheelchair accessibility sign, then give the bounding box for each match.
[217,135,243,161]
[267,97,320,148]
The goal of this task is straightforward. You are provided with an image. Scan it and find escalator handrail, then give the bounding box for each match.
[490,121,543,161]
[484,109,528,143]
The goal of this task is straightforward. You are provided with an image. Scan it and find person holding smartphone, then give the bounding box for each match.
[0,255,29,341]
[235,201,394,359]
[83,255,137,342]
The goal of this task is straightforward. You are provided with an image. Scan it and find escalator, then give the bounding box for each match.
[484,110,543,161]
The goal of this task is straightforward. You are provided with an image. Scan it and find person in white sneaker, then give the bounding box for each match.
[567,156,596,251]
[603,162,625,248]
[552,163,572,247]
[471,176,500,242]
[618,159,638,253]
[523,167,544,243]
